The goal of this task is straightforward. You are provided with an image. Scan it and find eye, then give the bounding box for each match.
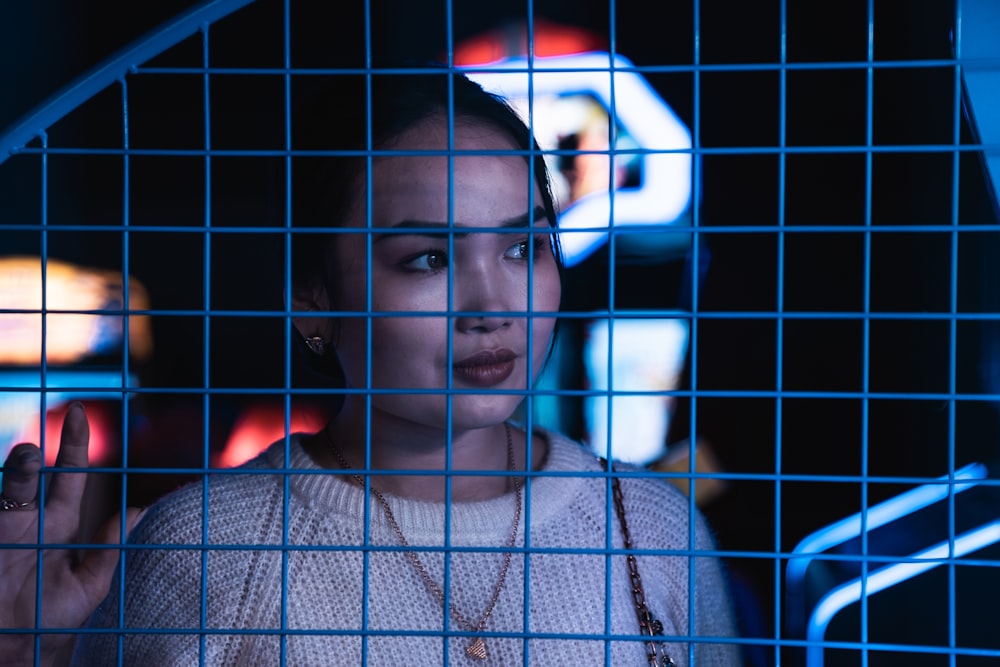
[401,250,448,272]
[505,237,548,261]
[505,240,531,260]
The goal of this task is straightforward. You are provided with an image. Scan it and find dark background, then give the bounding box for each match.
[2,1,999,665]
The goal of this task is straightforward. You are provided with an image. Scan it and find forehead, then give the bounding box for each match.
[386,113,519,151]
[358,116,542,227]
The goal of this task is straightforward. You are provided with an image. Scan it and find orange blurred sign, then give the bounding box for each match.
[0,256,153,365]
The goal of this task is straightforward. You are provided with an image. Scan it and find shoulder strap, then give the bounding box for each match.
[600,458,676,667]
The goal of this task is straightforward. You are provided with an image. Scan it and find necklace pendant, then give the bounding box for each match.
[466,637,487,660]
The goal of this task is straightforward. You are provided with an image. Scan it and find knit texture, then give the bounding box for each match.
[73,428,741,666]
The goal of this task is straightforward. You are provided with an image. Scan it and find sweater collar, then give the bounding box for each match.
[265,427,599,543]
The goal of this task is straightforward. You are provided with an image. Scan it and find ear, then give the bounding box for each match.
[287,282,335,343]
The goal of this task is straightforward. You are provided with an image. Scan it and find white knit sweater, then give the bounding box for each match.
[73,428,741,666]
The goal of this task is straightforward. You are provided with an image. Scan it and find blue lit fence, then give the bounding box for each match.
[2,1,999,665]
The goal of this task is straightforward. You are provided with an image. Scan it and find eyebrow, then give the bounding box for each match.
[372,206,549,242]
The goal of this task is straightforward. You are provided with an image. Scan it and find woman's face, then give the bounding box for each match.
[328,114,561,432]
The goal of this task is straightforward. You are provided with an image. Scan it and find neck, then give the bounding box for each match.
[305,409,536,502]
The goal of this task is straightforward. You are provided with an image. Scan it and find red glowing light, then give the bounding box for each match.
[15,402,115,465]
[217,402,328,468]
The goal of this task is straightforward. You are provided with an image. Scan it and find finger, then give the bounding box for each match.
[45,402,91,513]
[1,443,43,506]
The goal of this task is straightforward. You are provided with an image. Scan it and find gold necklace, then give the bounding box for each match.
[326,423,521,661]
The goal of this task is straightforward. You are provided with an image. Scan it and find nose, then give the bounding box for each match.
[453,265,518,334]
[455,311,511,334]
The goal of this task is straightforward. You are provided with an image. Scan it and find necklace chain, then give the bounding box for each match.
[326,424,521,657]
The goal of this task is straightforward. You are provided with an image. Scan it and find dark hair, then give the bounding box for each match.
[289,67,562,383]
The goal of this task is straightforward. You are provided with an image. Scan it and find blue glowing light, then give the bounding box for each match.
[805,519,1000,667]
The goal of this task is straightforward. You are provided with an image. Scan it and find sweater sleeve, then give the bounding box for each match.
[617,468,743,667]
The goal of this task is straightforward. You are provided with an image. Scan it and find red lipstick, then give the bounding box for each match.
[452,349,516,387]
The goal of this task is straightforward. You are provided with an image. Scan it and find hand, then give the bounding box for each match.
[0,402,144,667]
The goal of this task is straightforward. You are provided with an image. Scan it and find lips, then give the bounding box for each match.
[452,348,517,387]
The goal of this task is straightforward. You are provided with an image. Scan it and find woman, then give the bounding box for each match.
[0,71,741,665]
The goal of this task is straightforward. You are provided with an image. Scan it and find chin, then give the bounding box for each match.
[446,396,522,431]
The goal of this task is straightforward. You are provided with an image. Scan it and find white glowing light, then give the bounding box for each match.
[464,53,693,266]
[583,318,689,464]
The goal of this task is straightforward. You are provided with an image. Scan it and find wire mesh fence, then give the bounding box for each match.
[1,1,999,665]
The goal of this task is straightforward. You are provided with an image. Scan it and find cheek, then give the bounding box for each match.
[367,314,449,363]
[532,261,562,312]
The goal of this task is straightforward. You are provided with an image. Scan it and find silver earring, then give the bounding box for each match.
[305,336,327,355]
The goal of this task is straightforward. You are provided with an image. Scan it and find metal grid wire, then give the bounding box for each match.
[2,0,1000,665]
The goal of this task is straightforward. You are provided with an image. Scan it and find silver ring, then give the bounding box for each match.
[0,496,32,511]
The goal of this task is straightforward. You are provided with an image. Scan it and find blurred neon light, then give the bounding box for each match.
[217,402,328,468]
[0,256,152,365]
[583,318,689,465]
[806,519,1000,667]
[0,370,138,464]
[452,18,605,65]
[464,53,692,266]
[786,462,988,634]
[958,0,1000,207]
